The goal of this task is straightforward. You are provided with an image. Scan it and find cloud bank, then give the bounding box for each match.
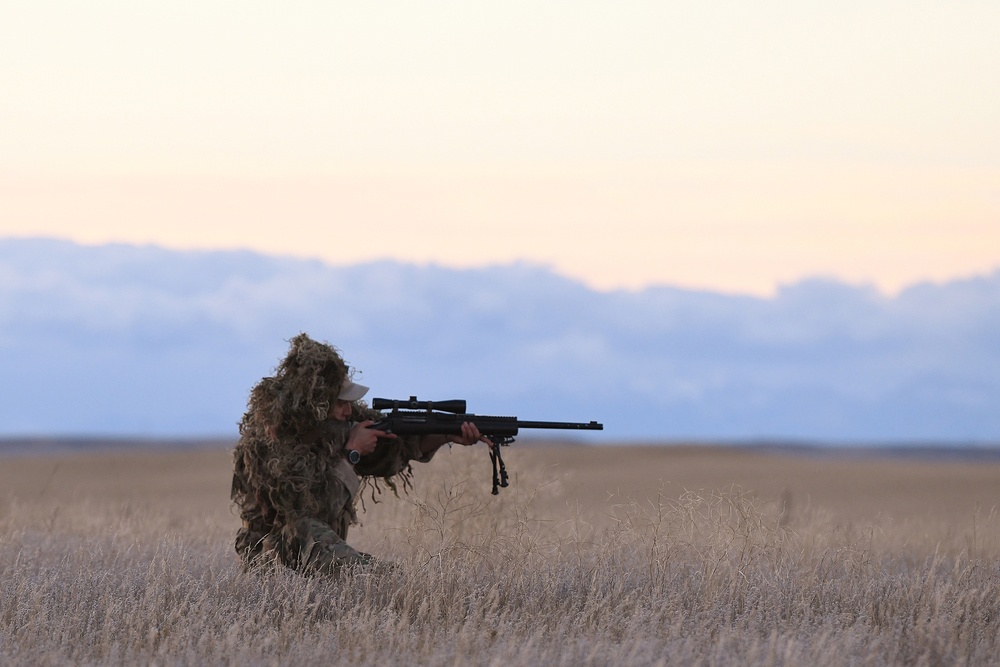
[2,238,998,442]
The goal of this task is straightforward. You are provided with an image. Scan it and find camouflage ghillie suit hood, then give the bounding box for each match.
[232,333,351,527]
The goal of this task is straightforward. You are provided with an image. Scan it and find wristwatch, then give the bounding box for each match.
[347,449,362,465]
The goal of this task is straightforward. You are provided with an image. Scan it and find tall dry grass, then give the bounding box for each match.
[1,447,999,665]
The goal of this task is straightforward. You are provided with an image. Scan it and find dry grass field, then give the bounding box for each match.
[2,441,999,666]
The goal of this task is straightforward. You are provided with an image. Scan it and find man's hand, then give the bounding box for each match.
[449,421,493,447]
[346,420,395,456]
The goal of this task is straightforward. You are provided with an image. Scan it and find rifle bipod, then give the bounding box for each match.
[489,437,512,495]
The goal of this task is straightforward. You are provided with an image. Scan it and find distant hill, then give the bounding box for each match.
[2,237,999,442]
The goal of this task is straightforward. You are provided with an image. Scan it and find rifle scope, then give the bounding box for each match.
[371,396,467,414]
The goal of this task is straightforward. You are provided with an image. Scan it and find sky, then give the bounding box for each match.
[2,1,998,295]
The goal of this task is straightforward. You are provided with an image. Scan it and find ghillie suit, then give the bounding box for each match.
[231,333,436,574]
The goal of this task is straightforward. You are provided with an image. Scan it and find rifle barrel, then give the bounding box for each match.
[514,420,603,430]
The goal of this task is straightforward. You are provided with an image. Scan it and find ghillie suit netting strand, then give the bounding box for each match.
[230,333,416,568]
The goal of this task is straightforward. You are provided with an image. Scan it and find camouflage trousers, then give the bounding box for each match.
[236,461,390,575]
[237,514,379,575]
[294,516,375,574]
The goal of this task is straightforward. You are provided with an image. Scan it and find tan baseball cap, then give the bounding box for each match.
[337,379,370,401]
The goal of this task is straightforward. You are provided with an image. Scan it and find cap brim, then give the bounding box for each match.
[337,380,370,401]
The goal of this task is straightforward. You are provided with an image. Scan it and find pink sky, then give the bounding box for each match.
[2,2,998,295]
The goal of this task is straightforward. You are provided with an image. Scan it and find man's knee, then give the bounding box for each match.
[297,517,364,573]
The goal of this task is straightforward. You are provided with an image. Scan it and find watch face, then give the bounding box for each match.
[348,449,361,464]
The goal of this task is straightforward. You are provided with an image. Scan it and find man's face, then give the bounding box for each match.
[330,399,353,422]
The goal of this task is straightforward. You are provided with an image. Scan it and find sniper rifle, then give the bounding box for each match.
[368,396,603,494]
